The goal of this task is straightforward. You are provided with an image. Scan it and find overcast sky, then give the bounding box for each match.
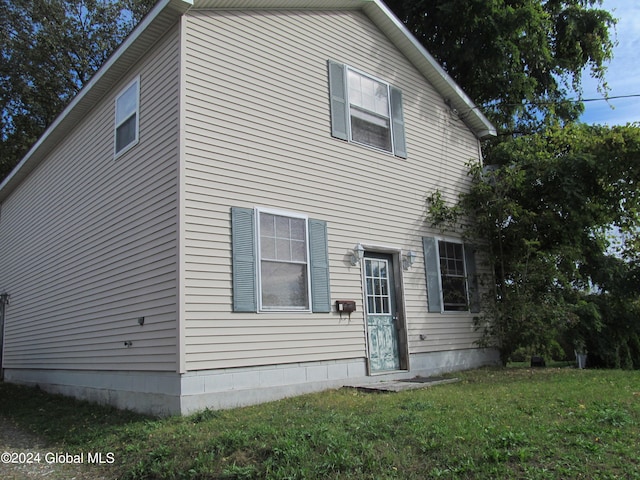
[579,0,640,125]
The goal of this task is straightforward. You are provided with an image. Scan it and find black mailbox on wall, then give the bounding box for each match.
[335,300,356,317]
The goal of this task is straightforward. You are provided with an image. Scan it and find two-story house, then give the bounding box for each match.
[0,0,498,415]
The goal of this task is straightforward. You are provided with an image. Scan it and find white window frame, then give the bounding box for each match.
[255,207,312,313]
[346,66,394,154]
[436,239,470,313]
[114,76,140,157]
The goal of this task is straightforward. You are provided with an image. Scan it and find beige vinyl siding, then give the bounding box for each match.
[182,9,482,371]
[0,25,182,372]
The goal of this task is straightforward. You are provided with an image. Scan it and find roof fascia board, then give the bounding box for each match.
[190,0,495,138]
[192,0,365,9]
[0,0,193,202]
[362,0,496,138]
[1,0,495,202]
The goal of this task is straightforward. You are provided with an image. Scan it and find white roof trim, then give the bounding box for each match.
[0,0,194,202]
[364,0,495,138]
[0,0,494,202]
[190,0,495,138]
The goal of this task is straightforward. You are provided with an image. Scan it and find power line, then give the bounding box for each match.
[481,94,640,109]
[580,94,640,103]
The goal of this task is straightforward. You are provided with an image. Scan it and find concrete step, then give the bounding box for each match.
[351,376,460,393]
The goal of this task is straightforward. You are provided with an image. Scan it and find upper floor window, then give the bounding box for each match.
[115,77,139,156]
[328,61,407,158]
[348,69,392,152]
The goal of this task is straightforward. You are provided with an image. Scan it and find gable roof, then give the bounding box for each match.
[0,0,495,203]
[191,0,496,139]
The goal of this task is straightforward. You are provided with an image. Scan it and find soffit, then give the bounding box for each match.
[0,0,193,202]
[0,0,495,202]
[193,0,365,9]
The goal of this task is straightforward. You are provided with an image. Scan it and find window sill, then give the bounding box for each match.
[114,139,139,160]
[258,308,313,314]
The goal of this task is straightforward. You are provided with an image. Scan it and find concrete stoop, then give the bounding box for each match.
[351,376,460,393]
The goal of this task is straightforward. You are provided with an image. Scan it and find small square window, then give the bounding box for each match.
[115,78,139,156]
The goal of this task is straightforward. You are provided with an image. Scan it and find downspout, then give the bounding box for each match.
[0,293,9,381]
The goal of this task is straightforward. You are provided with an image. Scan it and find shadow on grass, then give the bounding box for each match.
[0,382,152,447]
[2,368,639,480]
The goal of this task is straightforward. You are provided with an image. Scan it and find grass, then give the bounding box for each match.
[1,367,639,479]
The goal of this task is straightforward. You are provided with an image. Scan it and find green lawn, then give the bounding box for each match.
[1,367,639,479]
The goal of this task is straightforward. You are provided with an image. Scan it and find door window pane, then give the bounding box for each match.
[364,258,391,314]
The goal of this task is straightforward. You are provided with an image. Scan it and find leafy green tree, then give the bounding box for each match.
[0,0,155,181]
[386,0,616,134]
[428,124,640,364]
[387,0,639,365]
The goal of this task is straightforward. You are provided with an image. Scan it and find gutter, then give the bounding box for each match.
[0,0,194,203]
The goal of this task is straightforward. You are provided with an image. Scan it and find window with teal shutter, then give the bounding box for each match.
[328,60,407,158]
[328,60,349,141]
[309,219,331,313]
[438,240,468,311]
[231,207,330,313]
[423,236,442,313]
[231,207,257,312]
[423,237,480,313]
[464,244,481,313]
[258,211,309,310]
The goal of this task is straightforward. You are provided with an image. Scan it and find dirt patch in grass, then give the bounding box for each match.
[0,415,114,480]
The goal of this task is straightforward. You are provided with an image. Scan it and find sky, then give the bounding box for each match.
[579,0,640,125]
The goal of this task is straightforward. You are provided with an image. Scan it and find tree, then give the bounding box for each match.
[386,0,636,366]
[427,124,640,365]
[574,259,640,369]
[0,0,155,181]
[385,0,616,134]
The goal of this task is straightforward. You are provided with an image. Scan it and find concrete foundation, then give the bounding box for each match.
[3,348,499,416]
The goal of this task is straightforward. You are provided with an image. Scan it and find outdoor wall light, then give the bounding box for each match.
[350,243,365,266]
[402,250,417,270]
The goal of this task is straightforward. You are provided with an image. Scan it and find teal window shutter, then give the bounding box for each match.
[423,236,442,313]
[231,207,257,312]
[464,244,481,313]
[390,86,407,158]
[308,219,331,312]
[328,60,349,141]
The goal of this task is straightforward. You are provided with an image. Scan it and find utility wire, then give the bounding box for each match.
[580,94,640,103]
[480,94,640,109]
